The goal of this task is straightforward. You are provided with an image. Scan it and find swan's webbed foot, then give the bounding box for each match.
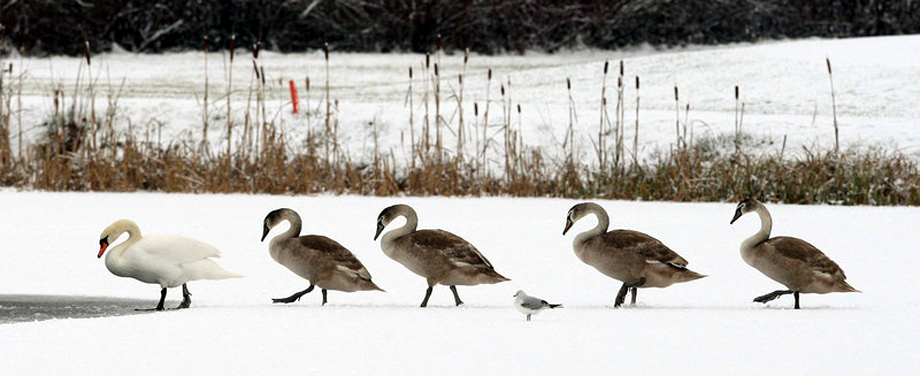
[273,285,315,304]
[753,289,795,304]
[176,283,192,309]
[614,278,646,308]
[450,285,464,306]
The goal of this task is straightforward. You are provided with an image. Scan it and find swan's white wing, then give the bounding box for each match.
[134,233,221,264]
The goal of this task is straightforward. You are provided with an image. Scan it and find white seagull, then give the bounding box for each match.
[513,290,562,321]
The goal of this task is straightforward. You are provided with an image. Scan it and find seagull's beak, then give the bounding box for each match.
[730,208,743,224]
[97,237,109,258]
[374,221,384,241]
[261,224,270,242]
[563,218,574,235]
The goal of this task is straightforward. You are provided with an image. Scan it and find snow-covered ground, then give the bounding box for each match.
[5,35,920,165]
[1,191,918,374]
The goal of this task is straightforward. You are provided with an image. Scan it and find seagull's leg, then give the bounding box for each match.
[420,286,434,308]
[753,289,794,304]
[630,287,638,305]
[449,285,464,306]
[793,291,800,309]
[176,283,192,309]
[321,289,328,306]
[273,284,315,304]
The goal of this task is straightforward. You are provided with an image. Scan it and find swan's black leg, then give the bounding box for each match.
[273,285,315,304]
[420,286,434,307]
[615,278,645,308]
[176,283,192,309]
[136,287,169,311]
[630,287,638,305]
[753,289,794,304]
[527,314,531,322]
[793,291,800,309]
[450,285,464,306]
[321,289,328,306]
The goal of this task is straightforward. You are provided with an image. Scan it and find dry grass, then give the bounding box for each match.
[1,47,919,206]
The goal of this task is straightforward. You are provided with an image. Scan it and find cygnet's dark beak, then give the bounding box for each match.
[374,221,384,241]
[563,218,574,235]
[261,224,270,242]
[730,208,743,224]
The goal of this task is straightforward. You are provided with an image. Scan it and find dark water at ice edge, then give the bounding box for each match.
[0,295,157,324]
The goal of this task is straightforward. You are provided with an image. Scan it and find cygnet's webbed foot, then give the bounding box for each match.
[273,285,315,304]
[753,289,794,304]
[450,286,464,306]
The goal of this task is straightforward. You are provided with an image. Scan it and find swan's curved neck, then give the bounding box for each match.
[272,210,302,245]
[575,205,609,246]
[744,205,773,248]
[104,226,142,275]
[382,207,418,244]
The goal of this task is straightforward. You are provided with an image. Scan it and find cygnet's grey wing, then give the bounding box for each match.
[519,295,550,310]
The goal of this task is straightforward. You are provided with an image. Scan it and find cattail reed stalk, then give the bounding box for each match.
[633,76,640,167]
[566,77,576,165]
[615,69,624,171]
[734,85,740,154]
[827,57,839,155]
[674,86,681,150]
[226,35,235,159]
[324,43,331,167]
[423,54,431,156]
[482,68,492,178]
[598,61,609,172]
[406,67,415,169]
[457,48,469,162]
[202,36,210,155]
[434,63,441,162]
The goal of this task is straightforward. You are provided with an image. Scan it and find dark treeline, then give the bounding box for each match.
[2,0,919,56]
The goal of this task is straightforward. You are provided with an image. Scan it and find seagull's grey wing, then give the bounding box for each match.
[520,296,549,310]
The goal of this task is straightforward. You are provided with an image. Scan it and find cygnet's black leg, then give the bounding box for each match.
[630,287,638,305]
[177,283,192,309]
[273,284,315,304]
[420,286,434,307]
[753,289,794,304]
[793,291,800,309]
[450,285,464,306]
[615,278,646,308]
[321,289,328,306]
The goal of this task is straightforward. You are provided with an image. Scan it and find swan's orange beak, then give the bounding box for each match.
[98,238,109,258]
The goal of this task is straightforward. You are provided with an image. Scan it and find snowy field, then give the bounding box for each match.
[5,35,920,163]
[2,36,920,374]
[1,191,918,374]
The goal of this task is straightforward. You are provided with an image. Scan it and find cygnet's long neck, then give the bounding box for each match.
[743,204,773,250]
[574,204,610,247]
[271,209,303,246]
[381,206,418,248]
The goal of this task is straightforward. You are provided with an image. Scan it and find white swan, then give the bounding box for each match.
[97,219,242,311]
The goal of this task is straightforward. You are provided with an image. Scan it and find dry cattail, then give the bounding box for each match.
[464,48,469,64]
[618,76,623,88]
[567,78,571,90]
[603,61,609,75]
[488,68,492,81]
[253,42,261,59]
[674,86,679,101]
[203,36,209,53]
[459,74,463,85]
[474,102,479,116]
[83,39,91,66]
[409,67,413,79]
[305,77,310,92]
[501,84,505,96]
[436,34,442,52]
[252,61,260,79]
[260,66,265,85]
[826,57,832,75]
[517,104,521,114]
[735,85,739,100]
[425,54,430,68]
[323,43,329,61]
[619,60,624,76]
[636,76,640,89]
[230,35,236,62]
[434,63,439,77]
